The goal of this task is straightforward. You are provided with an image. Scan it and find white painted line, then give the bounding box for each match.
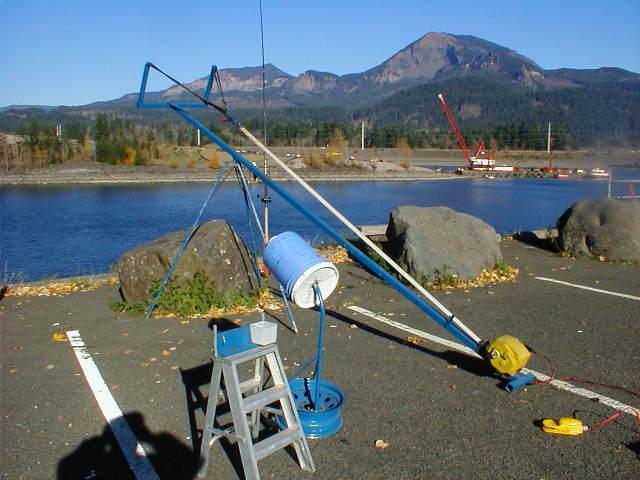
[348,305,481,358]
[66,330,160,480]
[347,306,639,417]
[534,276,640,301]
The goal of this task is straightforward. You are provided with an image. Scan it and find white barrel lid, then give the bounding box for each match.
[289,261,339,309]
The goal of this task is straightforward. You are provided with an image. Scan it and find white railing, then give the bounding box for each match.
[608,165,640,199]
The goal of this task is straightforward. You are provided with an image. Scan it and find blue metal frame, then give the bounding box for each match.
[135,63,482,352]
[168,105,482,352]
[137,62,217,110]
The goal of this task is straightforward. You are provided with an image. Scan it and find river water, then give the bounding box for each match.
[1,177,608,281]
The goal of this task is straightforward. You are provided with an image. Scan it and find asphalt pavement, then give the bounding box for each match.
[1,239,638,479]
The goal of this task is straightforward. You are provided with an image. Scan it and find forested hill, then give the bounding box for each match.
[357,77,640,147]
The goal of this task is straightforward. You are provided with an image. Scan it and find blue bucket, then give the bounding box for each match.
[263,232,339,308]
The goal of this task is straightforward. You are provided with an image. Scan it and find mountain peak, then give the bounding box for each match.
[415,31,457,44]
[69,32,640,110]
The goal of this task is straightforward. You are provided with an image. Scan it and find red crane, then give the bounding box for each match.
[437,93,495,170]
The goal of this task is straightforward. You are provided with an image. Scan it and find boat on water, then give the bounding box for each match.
[589,168,609,178]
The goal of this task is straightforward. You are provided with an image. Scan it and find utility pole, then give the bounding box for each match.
[361,121,365,151]
[547,122,552,169]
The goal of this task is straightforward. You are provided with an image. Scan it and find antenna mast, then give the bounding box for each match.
[259,0,270,242]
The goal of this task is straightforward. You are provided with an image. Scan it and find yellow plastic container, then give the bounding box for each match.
[486,335,531,376]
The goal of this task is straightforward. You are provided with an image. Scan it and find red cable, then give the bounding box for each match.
[527,349,640,433]
[589,411,624,431]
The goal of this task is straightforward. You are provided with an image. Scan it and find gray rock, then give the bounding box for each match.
[287,157,307,169]
[117,220,259,304]
[386,206,502,280]
[371,161,404,172]
[557,198,640,260]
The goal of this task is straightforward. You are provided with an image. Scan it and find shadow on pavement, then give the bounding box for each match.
[626,439,640,458]
[57,411,198,479]
[325,308,495,379]
[513,230,559,252]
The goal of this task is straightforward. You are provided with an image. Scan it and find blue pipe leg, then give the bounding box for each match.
[278,282,299,334]
[504,373,536,393]
[313,284,326,409]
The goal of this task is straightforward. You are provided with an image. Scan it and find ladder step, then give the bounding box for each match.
[208,426,240,443]
[216,378,261,403]
[253,427,301,462]
[238,377,261,394]
[242,385,288,414]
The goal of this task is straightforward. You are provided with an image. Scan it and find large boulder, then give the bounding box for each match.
[386,206,502,280]
[557,198,640,260]
[117,220,259,304]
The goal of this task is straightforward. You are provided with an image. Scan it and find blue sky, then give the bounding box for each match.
[1,0,638,106]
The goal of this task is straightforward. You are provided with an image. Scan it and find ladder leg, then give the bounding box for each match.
[224,363,261,480]
[249,356,264,439]
[268,351,316,473]
[197,361,223,478]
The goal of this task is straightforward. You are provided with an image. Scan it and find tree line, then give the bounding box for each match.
[2,114,570,172]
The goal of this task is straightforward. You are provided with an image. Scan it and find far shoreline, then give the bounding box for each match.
[0,169,461,186]
[2,146,636,186]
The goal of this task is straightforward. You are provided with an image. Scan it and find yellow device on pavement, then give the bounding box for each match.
[542,418,588,436]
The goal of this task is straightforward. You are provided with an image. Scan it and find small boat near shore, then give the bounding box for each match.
[589,168,609,178]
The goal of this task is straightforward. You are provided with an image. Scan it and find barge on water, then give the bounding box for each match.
[455,167,608,179]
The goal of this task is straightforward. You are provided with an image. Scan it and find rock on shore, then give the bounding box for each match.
[557,198,640,260]
[385,206,503,281]
[116,220,260,304]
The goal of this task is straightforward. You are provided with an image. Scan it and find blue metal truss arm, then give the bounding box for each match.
[168,104,483,352]
[137,62,217,110]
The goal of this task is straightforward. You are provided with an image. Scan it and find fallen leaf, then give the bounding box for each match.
[374,439,389,449]
[162,350,170,357]
[51,333,67,342]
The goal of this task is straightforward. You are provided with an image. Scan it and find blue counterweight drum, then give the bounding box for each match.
[263,231,339,309]
[264,232,345,438]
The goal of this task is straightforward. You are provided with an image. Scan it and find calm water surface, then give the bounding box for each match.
[1,178,607,280]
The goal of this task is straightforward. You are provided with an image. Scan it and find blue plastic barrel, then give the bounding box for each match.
[263,231,339,308]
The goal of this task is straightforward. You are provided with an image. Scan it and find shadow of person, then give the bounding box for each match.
[57,411,199,479]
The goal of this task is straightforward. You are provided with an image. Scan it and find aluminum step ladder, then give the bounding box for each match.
[197,325,315,479]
